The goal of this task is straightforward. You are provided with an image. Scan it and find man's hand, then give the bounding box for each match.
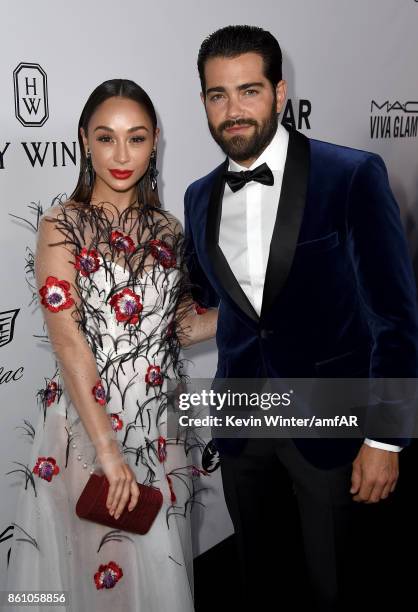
[350,444,399,503]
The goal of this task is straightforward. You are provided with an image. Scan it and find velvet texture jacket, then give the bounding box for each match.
[184,126,418,468]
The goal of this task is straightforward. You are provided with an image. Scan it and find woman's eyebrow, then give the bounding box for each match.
[93,125,149,132]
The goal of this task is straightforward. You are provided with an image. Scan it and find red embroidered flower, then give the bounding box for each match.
[74,248,100,276]
[92,380,106,405]
[149,239,176,269]
[45,381,58,406]
[194,302,207,315]
[190,465,209,478]
[32,456,60,482]
[110,414,123,431]
[94,561,123,590]
[109,288,143,325]
[39,276,74,312]
[145,365,163,386]
[166,475,176,503]
[110,231,135,254]
[157,436,167,462]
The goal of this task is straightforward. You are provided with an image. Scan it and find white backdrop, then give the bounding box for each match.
[1,0,418,583]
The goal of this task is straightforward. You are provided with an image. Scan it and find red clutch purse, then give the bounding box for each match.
[76,473,163,535]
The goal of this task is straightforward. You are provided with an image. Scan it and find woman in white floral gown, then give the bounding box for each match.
[5,79,217,612]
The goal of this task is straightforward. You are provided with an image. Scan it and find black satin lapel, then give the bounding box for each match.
[205,159,259,322]
[260,129,310,319]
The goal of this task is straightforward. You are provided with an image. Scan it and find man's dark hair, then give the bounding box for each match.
[197,25,282,94]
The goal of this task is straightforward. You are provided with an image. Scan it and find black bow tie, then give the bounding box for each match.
[224,162,274,193]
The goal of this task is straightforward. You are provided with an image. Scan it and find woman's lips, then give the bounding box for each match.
[109,169,134,180]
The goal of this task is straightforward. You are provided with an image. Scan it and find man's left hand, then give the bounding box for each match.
[350,444,399,503]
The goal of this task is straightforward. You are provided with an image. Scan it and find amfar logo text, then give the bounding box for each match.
[13,62,49,127]
[282,99,312,130]
[370,100,418,139]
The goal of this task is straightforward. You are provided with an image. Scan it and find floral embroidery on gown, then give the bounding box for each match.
[5,200,208,612]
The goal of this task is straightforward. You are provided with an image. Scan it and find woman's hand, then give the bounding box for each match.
[177,304,218,347]
[96,441,140,519]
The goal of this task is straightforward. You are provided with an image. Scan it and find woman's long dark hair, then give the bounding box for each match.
[70,79,160,208]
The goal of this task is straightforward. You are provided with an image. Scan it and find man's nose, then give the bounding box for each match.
[226,95,243,120]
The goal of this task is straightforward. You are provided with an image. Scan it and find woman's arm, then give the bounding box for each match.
[35,208,119,454]
[175,299,218,348]
[163,211,218,348]
[35,206,139,517]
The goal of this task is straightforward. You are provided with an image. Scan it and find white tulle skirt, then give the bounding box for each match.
[5,382,195,612]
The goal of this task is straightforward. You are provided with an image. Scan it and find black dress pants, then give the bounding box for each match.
[219,437,356,612]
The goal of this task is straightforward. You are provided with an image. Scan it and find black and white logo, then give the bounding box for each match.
[0,308,19,348]
[13,62,49,127]
[202,439,220,473]
[370,100,418,139]
[282,98,312,131]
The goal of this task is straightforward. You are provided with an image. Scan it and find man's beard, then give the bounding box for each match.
[207,99,279,162]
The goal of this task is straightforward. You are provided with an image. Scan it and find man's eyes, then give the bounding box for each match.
[209,94,224,102]
[209,89,259,102]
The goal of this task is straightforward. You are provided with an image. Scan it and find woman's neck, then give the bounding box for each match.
[90,179,138,214]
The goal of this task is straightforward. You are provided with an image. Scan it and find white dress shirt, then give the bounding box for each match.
[218,123,401,453]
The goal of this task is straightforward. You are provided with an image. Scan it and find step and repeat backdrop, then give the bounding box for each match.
[1,0,418,584]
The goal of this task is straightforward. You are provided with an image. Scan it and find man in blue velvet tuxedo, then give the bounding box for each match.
[184,25,418,610]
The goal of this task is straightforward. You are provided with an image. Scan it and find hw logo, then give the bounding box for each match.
[13,62,49,127]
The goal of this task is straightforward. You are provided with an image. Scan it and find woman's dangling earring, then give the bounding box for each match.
[149,149,159,191]
[85,149,94,188]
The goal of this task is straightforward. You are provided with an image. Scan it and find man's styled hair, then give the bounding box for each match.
[197,25,283,94]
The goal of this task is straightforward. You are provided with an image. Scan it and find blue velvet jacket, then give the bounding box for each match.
[184,126,418,468]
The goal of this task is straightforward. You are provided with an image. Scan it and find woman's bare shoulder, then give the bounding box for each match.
[40,199,87,222]
[150,207,183,236]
